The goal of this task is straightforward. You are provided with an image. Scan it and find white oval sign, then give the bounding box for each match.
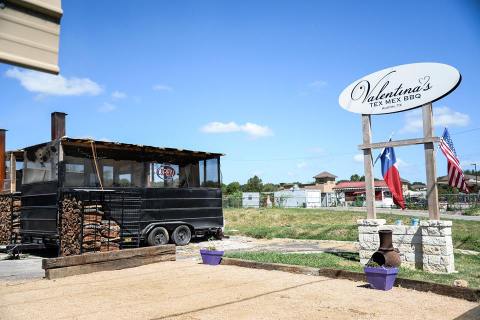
[338,63,461,114]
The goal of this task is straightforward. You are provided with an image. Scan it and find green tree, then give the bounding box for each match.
[243,175,263,192]
[350,174,361,181]
[262,183,278,192]
[225,181,241,194]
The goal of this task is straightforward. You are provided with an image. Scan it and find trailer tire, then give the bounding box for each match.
[171,225,192,246]
[147,227,169,246]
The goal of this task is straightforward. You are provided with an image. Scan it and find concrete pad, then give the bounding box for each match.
[0,254,43,282]
[0,260,476,320]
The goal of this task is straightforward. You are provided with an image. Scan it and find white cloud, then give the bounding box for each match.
[98,102,116,113]
[153,84,173,92]
[308,147,325,154]
[296,161,307,169]
[396,158,409,168]
[400,107,470,133]
[5,68,102,96]
[111,91,127,99]
[353,154,363,163]
[201,121,273,138]
[309,80,328,89]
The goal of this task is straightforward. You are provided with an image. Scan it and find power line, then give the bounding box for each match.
[223,152,358,162]
[450,127,480,136]
[223,128,480,163]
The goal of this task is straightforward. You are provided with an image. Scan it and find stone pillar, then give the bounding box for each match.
[387,225,423,269]
[357,219,385,265]
[421,220,455,273]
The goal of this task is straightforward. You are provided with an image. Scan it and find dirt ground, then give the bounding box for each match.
[0,236,357,282]
[0,259,478,320]
[177,236,358,257]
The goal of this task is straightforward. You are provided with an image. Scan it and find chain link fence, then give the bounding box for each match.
[223,192,480,215]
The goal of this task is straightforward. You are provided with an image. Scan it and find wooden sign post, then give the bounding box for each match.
[339,63,462,221]
[359,103,440,219]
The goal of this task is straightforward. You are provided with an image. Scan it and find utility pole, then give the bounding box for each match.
[471,163,478,193]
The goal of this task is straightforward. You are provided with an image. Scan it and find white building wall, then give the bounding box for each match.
[305,190,321,208]
[242,192,260,208]
[274,190,306,208]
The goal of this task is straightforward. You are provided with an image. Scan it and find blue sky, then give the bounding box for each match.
[1,0,479,184]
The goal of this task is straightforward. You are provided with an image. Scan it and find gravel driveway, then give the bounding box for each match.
[1,259,478,320]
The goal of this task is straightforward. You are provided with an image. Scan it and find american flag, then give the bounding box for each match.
[439,128,469,193]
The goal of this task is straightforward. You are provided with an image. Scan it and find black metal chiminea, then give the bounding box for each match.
[370,229,401,267]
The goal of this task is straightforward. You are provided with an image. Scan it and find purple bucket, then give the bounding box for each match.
[200,249,224,265]
[364,266,398,291]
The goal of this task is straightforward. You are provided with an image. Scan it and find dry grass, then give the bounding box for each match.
[225,251,480,289]
[224,208,480,252]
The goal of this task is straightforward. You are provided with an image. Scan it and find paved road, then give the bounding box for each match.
[316,206,480,221]
[1,260,477,320]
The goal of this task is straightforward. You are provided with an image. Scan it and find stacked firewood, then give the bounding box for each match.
[0,195,12,245]
[59,197,83,256]
[0,195,20,245]
[11,198,21,243]
[100,219,121,252]
[60,197,122,256]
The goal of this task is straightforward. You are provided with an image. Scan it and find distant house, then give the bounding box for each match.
[333,180,393,207]
[304,171,337,193]
[242,192,260,208]
[400,178,410,195]
[437,174,479,191]
[411,183,427,191]
[276,171,337,207]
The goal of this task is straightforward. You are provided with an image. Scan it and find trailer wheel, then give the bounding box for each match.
[171,225,192,246]
[147,227,169,246]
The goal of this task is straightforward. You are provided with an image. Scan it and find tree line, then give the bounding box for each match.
[222,176,280,194]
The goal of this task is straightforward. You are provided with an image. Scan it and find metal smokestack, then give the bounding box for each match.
[51,112,67,140]
[0,129,6,192]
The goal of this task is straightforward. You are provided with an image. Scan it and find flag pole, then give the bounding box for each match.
[373,132,395,167]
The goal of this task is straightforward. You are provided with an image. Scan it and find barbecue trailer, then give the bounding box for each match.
[3,112,224,256]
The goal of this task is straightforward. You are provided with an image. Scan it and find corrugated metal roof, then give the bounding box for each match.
[60,137,224,157]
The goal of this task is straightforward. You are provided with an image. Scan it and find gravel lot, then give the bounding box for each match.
[0,259,478,320]
[0,236,357,282]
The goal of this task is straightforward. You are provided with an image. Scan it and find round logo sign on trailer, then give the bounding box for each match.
[338,63,461,114]
[156,165,176,180]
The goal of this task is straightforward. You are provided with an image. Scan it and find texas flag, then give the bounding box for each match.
[380,146,406,209]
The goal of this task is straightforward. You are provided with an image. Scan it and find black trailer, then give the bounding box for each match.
[9,114,224,255]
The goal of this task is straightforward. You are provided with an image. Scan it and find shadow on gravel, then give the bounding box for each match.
[150,278,334,320]
[453,305,480,320]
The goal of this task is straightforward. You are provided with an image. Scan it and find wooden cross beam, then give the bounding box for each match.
[361,103,440,220]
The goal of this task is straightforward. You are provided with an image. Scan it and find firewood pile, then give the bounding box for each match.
[60,197,121,256]
[0,195,20,245]
[11,198,20,242]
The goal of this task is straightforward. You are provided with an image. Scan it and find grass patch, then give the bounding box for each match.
[225,251,480,289]
[224,208,480,252]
